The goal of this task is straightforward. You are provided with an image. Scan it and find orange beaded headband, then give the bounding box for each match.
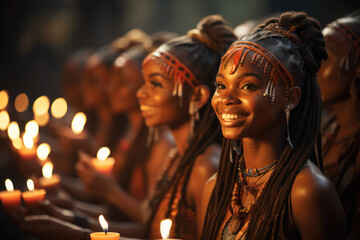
[221,41,294,103]
[143,50,200,97]
[331,21,360,53]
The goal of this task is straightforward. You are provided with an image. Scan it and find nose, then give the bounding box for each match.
[136,84,148,100]
[219,90,241,105]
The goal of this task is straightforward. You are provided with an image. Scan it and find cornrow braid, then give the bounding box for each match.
[201,11,327,240]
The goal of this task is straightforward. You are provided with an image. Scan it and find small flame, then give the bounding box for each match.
[71,112,87,134]
[14,93,29,113]
[12,137,23,149]
[23,132,34,149]
[27,179,34,191]
[5,179,14,192]
[160,219,172,239]
[42,162,53,179]
[0,90,9,110]
[99,215,108,233]
[7,121,20,140]
[37,143,51,161]
[25,120,39,138]
[33,96,50,116]
[0,110,10,131]
[97,147,110,161]
[34,112,50,126]
[51,98,68,119]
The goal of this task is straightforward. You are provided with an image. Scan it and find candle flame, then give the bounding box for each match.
[42,162,53,179]
[7,121,20,140]
[33,96,50,116]
[0,110,10,131]
[51,98,68,119]
[71,112,87,134]
[99,215,108,233]
[12,137,23,149]
[37,143,51,161]
[160,219,172,239]
[23,132,34,149]
[14,93,29,112]
[27,179,34,191]
[34,112,50,127]
[0,90,9,110]
[5,179,14,192]
[97,147,110,161]
[25,120,39,138]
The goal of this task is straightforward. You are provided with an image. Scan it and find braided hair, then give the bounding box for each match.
[144,15,236,237]
[201,11,328,240]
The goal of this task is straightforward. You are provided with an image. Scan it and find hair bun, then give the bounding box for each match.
[187,15,236,54]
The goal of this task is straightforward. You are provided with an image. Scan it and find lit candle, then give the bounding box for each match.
[0,179,21,210]
[160,219,182,240]
[92,147,115,175]
[36,143,51,163]
[90,215,120,240]
[22,179,46,208]
[51,97,68,119]
[16,131,37,160]
[71,112,87,134]
[38,162,61,190]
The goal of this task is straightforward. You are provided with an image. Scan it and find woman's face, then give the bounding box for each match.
[317,33,355,105]
[109,58,141,113]
[137,59,190,128]
[212,51,287,140]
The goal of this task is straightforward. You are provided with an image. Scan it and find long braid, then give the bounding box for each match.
[201,11,327,240]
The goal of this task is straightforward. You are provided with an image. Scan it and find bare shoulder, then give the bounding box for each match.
[291,160,346,240]
[193,144,221,172]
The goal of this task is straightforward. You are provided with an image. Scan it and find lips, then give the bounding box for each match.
[217,109,249,127]
[139,104,156,117]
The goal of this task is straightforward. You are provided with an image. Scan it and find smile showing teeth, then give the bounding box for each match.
[140,105,153,111]
[221,113,243,121]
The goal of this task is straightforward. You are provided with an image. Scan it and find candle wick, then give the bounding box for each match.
[105,229,108,235]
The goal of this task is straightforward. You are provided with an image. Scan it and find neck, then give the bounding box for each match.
[126,109,143,135]
[169,120,191,157]
[328,97,360,138]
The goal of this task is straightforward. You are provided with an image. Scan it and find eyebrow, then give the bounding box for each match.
[148,72,170,80]
[216,72,263,81]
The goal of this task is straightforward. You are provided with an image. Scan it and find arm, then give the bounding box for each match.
[200,174,217,232]
[291,160,347,240]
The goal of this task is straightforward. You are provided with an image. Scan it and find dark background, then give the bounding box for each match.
[0,0,359,105]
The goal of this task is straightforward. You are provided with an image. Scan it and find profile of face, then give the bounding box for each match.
[137,59,191,128]
[212,51,288,140]
[109,57,142,113]
[317,30,356,105]
[81,58,110,109]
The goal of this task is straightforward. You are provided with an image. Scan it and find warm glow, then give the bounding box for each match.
[14,93,29,112]
[51,98,68,119]
[160,219,172,239]
[27,179,34,191]
[99,215,108,233]
[0,90,9,110]
[71,112,87,134]
[42,162,53,179]
[34,112,50,126]
[25,120,39,138]
[5,179,14,192]
[23,132,34,149]
[12,137,23,149]
[7,121,20,140]
[33,96,50,116]
[97,147,110,161]
[0,110,10,130]
[37,143,51,161]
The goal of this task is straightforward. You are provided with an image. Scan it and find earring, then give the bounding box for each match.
[285,106,294,148]
[230,140,242,163]
[146,127,160,148]
[188,101,200,141]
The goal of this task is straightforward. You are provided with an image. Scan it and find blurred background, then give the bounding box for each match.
[0,0,359,103]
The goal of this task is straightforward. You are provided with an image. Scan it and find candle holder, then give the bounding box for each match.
[90,232,120,240]
[0,179,21,210]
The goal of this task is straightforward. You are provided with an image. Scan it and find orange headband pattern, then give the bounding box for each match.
[143,50,199,97]
[332,21,360,53]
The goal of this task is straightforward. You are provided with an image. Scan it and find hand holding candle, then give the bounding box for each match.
[91,147,115,175]
[90,215,119,240]
[22,179,46,208]
[0,179,21,210]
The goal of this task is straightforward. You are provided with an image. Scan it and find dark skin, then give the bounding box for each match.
[137,59,220,238]
[204,52,346,239]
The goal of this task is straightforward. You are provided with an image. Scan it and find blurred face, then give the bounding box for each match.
[317,31,355,105]
[212,51,287,140]
[137,59,191,128]
[109,58,141,113]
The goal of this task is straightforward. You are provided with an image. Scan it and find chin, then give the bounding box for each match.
[221,127,244,140]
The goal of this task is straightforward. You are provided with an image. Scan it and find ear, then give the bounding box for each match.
[190,85,210,109]
[285,86,301,111]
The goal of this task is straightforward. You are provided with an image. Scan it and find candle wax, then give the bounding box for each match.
[22,189,46,207]
[90,232,120,240]
[0,190,21,209]
[39,174,61,189]
[17,147,37,160]
[92,157,115,175]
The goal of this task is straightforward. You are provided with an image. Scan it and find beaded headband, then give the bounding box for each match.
[331,21,360,53]
[221,41,294,103]
[142,50,200,97]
